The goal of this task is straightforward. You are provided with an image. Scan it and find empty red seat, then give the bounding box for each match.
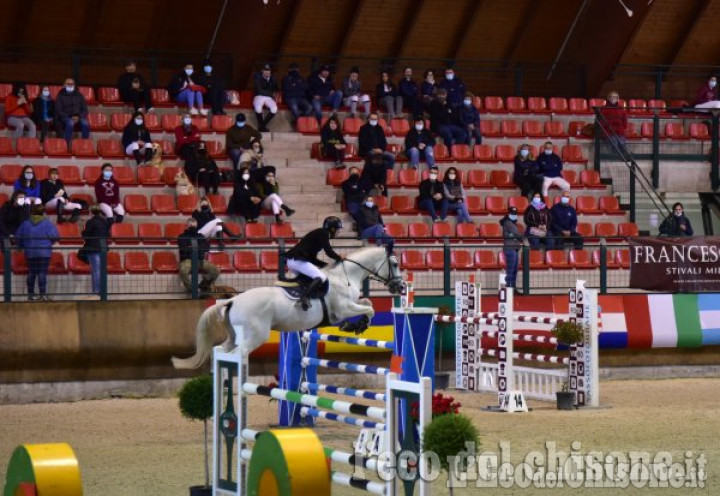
[433,143,450,161]
[245,223,270,240]
[164,222,186,241]
[588,98,607,108]
[490,170,513,188]
[138,222,165,245]
[431,222,453,238]
[57,223,82,244]
[647,99,667,114]
[207,252,234,273]
[640,122,655,138]
[297,117,320,134]
[544,121,567,138]
[150,88,170,105]
[137,166,163,185]
[451,250,474,269]
[546,250,570,269]
[616,249,630,268]
[569,98,590,113]
[500,120,522,137]
[68,253,91,274]
[326,168,348,186]
[407,222,430,239]
[1,164,23,184]
[508,196,529,214]
[260,251,280,271]
[569,249,594,268]
[398,169,420,187]
[465,196,484,214]
[665,122,687,139]
[391,195,415,214]
[82,166,101,184]
[110,223,137,244]
[568,121,590,138]
[211,114,234,132]
[125,252,153,274]
[592,249,619,269]
[451,144,473,162]
[505,97,527,113]
[152,252,179,273]
[401,250,426,270]
[78,86,96,103]
[161,114,182,132]
[522,120,543,137]
[580,170,602,188]
[456,223,477,238]
[548,97,569,113]
[628,99,647,114]
[111,113,132,131]
[425,250,445,269]
[618,222,639,237]
[484,96,505,113]
[384,222,407,239]
[48,252,68,274]
[122,194,150,215]
[527,97,548,113]
[88,112,109,131]
[561,169,579,187]
[71,139,96,158]
[485,196,506,214]
[98,87,122,105]
[466,169,490,187]
[97,139,124,158]
[177,194,200,214]
[270,223,294,239]
[191,116,209,131]
[576,222,593,238]
[690,122,710,140]
[474,250,499,269]
[575,196,601,214]
[11,252,29,274]
[234,251,260,272]
[389,119,410,137]
[479,120,501,137]
[561,144,586,163]
[495,144,516,162]
[112,166,136,185]
[143,113,160,132]
[17,137,43,156]
[594,222,617,238]
[473,144,494,162]
[338,116,360,135]
[103,252,124,274]
[598,195,624,214]
[376,195,391,214]
[151,194,178,214]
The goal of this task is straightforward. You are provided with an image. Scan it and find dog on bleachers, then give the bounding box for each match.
[146,143,164,171]
[174,169,196,197]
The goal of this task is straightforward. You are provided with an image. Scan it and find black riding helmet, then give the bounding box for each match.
[323,216,343,237]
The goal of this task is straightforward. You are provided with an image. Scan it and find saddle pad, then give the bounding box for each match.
[278,285,303,300]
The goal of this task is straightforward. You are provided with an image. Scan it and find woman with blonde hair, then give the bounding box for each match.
[191,196,238,250]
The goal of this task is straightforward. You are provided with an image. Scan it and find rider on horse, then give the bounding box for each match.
[286,216,345,311]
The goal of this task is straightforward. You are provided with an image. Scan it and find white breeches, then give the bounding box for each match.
[100,203,125,217]
[199,218,223,238]
[125,141,154,156]
[253,96,278,114]
[45,197,82,211]
[542,177,571,197]
[287,258,327,282]
[262,193,283,214]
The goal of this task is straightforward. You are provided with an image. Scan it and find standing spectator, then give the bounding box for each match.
[55,78,90,145]
[122,111,154,165]
[418,166,448,222]
[168,62,207,116]
[442,167,472,224]
[439,67,466,108]
[226,113,262,170]
[185,142,220,195]
[420,69,438,109]
[307,64,343,124]
[41,168,82,223]
[252,63,278,132]
[524,193,554,250]
[31,86,57,142]
[536,141,570,197]
[94,164,125,223]
[359,153,388,197]
[239,138,266,171]
[13,166,42,205]
[376,71,402,119]
[192,197,237,250]
[320,115,347,168]
[0,191,30,239]
[513,144,543,198]
[80,205,112,299]
[178,217,220,295]
[15,204,59,301]
[174,112,202,160]
[282,63,312,126]
[227,166,262,223]
[116,60,154,113]
[693,75,720,109]
[550,191,583,249]
[342,67,371,118]
[659,202,694,237]
[358,112,395,169]
[500,206,523,291]
[5,83,36,139]
[341,166,366,226]
[459,92,482,145]
[357,194,394,250]
[404,118,435,170]
[256,166,295,224]
[598,91,628,151]
[398,66,421,118]
[197,59,227,116]
[427,89,467,148]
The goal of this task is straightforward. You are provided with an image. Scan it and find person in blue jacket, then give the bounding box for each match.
[15,204,59,301]
[550,191,583,249]
[281,63,312,126]
[438,67,466,108]
[536,141,570,197]
[459,92,482,146]
[398,67,421,118]
[13,165,42,206]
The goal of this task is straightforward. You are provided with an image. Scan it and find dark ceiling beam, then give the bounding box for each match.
[4,0,35,47]
[450,0,485,61]
[278,0,304,54]
[666,0,712,67]
[271,0,302,56]
[144,0,175,52]
[335,0,366,57]
[393,0,427,60]
[78,0,104,51]
[502,0,539,61]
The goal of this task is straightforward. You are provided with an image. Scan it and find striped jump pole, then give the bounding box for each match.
[436,313,566,326]
[301,382,386,401]
[323,447,385,472]
[482,348,571,365]
[301,331,395,350]
[301,357,390,376]
[299,407,385,429]
[476,329,559,346]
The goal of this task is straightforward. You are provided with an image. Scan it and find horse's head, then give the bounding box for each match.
[342,247,404,294]
[384,252,404,294]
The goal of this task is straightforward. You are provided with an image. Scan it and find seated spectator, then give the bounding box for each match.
[122,111,155,165]
[420,69,438,109]
[5,83,36,139]
[226,113,262,170]
[439,67,466,108]
[252,63,278,132]
[693,75,720,109]
[307,64,343,124]
[598,91,628,152]
[418,166,448,222]
[31,86,57,142]
[524,193,554,250]
[174,113,202,160]
[459,92,482,145]
[359,153,388,197]
[398,66,421,118]
[358,112,395,169]
[427,88,467,148]
[376,71,402,119]
[536,141,570,197]
[357,194,394,250]
[192,196,237,250]
[185,142,220,195]
[550,191,583,249]
[80,205,112,299]
[659,202,694,237]
[0,191,30,240]
[513,144,543,198]
[197,59,227,116]
[404,118,435,170]
[168,62,207,116]
[228,166,262,223]
[15,204,59,301]
[41,167,82,223]
[117,60,154,113]
[342,66,371,118]
[282,63,312,126]
[13,166,43,205]
[320,115,347,168]
[55,78,90,145]
[255,166,295,224]
[341,166,366,227]
[94,163,125,223]
[442,167,472,224]
[239,138,266,170]
[178,217,220,295]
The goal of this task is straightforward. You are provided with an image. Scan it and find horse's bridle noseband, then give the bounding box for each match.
[343,252,403,291]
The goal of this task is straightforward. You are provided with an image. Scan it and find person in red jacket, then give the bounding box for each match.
[5,83,36,139]
[174,113,202,160]
[598,91,628,153]
[693,75,720,109]
[94,163,125,224]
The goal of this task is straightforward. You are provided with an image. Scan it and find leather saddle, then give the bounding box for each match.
[275,276,328,301]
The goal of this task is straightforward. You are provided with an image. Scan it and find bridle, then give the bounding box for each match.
[343,251,403,293]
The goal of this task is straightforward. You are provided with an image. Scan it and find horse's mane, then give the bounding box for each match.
[324,246,386,275]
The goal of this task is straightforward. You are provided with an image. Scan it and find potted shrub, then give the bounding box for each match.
[422,413,480,495]
[178,374,214,496]
[551,320,586,410]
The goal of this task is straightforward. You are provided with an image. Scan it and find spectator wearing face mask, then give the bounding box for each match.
[307,64,343,124]
[342,67,371,119]
[0,191,30,239]
[500,206,523,291]
[321,116,347,168]
[117,60,154,113]
[398,67,421,118]
[168,63,207,115]
[239,138,266,171]
[357,195,394,250]
[550,191,583,249]
[359,154,388,197]
[442,167,472,224]
[693,75,720,109]
[79,205,112,299]
[659,202,694,237]
[418,166,448,222]
[95,164,125,223]
[358,112,395,169]
[192,196,238,250]
[15,204,59,301]
[228,166,262,223]
[122,111,154,165]
[55,78,90,145]
[524,193,554,250]
[31,85,57,142]
[41,168,82,223]
[178,217,220,295]
[282,63,312,126]
[427,88,467,149]
[459,92,482,146]
[536,141,570,198]
[5,83,36,139]
[513,144,543,198]
[226,113,262,170]
[420,70,438,110]
[196,59,227,116]
[404,118,435,170]
[252,63,278,132]
[174,112,202,160]
[13,166,43,205]
[439,68,466,108]
[185,142,220,195]
[376,71,403,120]
[341,166,366,226]
[255,166,295,224]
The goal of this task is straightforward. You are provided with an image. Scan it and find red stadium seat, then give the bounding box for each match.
[433,144,450,161]
[55,165,82,185]
[451,250,474,269]
[260,251,280,271]
[56,223,82,245]
[561,170,579,187]
[376,195,391,214]
[389,119,410,137]
[508,196,529,214]
[484,96,505,113]
[49,252,68,274]
[495,144,516,162]
[398,168,420,187]
[456,223,478,238]
[568,98,590,113]
[150,88,170,105]
[647,99,668,115]
[527,97,548,113]
[598,195,624,214]
[190,116,209,131]
[425,250,445,269]
[640,122,655,139]
[270,222,295,239]
[569,249,595,268]
[544,121,567,138]
[97,139,124,158]
[407,222,430,239]
[548,97,569,113]
[164,223,186,241]
[17,137,43,157]
[383,222,407,239]
[575,196,601,214]
[618,222,639,237]
[88,112,110,131]
[588,98,607,108]
[576,222,593,238]
[0,137,14,156]
[465,196,484,214]
[111,113,132,131]
[207,252,234,273]
[68,253,91,274]
[161,114,182,132]
[561,144,586,163]
[112,166,136,185]
[522,120,543,137]
[466,169,490,187]
[1,164,23,184]
[451,144,473,162]
[505,97,527,113]
[245,223,270,240]
[690,122,710,140]
[546,250,570,269]
[479,120,501,137]
[665,122,687,140]
[592,249,619,269]
[177,194,200,214]
[125,252,153,274]
[138,222,165,245]
[79,86,96,104]
[485,196,506,215]
[490,170,513,188]
[400,250,426,270]
[71,139,97,158]
[211,114,234,132]
[297,117,320,134]
[110,223,137,244]
[473,144,494,162]
[594,222,617,238]
[151,194,178,214]
[474,250,499,269]
[391,195,416,214]
[152,252,179,273]
[137,166,163,185]
[98,87,122,105]
[580,170,603,188]
[326,168,348,186]
[616,249,630,269]
[431,222,453,238]
[628,99,647,115]
[82,166,101,184]
[234,251,261,272]
[500,120,522,137]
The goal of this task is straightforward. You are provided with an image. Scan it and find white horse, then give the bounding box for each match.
[172,246,403,369]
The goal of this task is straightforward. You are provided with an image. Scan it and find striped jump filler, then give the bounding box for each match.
[299,407,385,429]
[301,357,390,376]
[301,382,387,401]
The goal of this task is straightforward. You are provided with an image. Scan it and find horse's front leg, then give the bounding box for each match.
[339,301,375,335]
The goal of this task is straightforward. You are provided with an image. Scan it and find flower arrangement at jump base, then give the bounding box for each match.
[410,392,462,419]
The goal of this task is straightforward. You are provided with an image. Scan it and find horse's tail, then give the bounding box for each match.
[171,302,227,369]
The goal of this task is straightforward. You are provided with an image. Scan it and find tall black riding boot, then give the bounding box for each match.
[255,112,268,132]
[133,149,143,165]
[263,112,276,131]
[298,277,324,311]
[280,204,295,217]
